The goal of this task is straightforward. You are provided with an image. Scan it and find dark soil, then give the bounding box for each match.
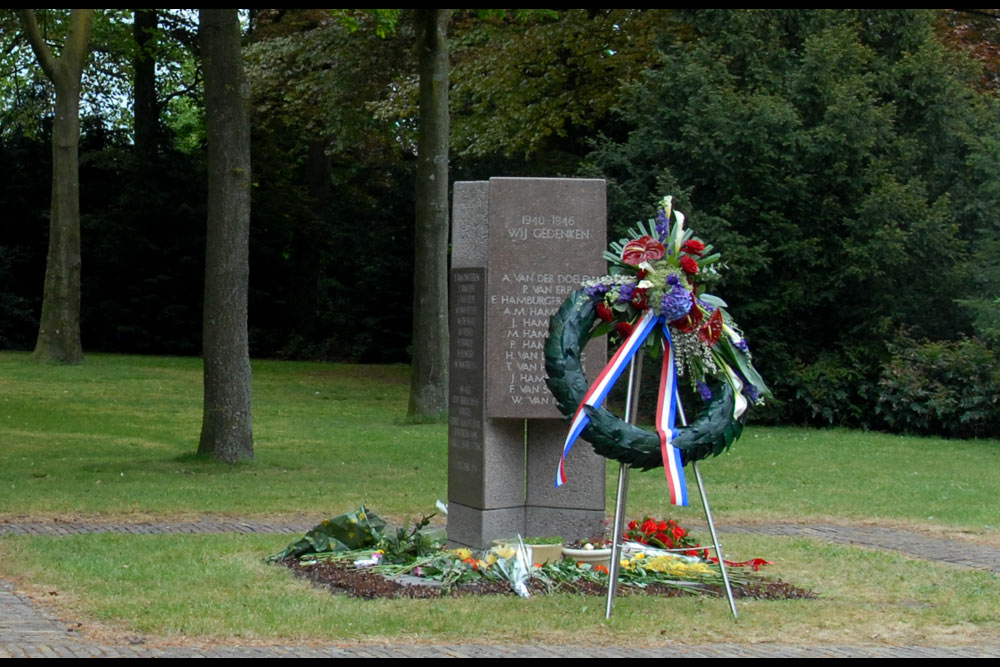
[282,559,815,601]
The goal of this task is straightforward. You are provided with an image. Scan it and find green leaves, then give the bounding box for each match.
[876,336,1000,438]
[588,10,1000,429]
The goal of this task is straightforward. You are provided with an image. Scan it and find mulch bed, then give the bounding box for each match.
[282,559,815,601]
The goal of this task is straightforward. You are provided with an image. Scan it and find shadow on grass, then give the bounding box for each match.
[171,452,257,469]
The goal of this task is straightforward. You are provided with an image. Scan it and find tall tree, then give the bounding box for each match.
[18,9,94,363]
[407,9,450,419]
[197,8,253,462]
[132,8,158,166]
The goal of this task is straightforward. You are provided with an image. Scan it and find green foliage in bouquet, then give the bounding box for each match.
[268,506,386,562]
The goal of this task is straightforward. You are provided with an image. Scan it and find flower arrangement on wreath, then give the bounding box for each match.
[546,196,771,504]
[582,195,767,408]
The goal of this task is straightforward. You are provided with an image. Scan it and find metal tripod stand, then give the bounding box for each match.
[604,355,739,621]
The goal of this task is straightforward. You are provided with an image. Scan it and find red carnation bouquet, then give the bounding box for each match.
[623,516,709,559]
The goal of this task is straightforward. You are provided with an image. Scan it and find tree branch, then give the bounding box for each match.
[17,9,57,81]
[63,9,95,74]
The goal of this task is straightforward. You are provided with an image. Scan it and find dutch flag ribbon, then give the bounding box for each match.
[555,310,688,506]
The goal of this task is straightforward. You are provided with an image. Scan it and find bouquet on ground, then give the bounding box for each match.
[623,516,709,559]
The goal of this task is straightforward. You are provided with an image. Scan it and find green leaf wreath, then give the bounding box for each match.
[544,196,769,470]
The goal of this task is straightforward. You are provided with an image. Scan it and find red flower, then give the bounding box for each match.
[630,288,648,310]
[679,255,699,275]
[670,302,704,332]
[594,564,609,575]
[615,322,634,338]
[621,236,666,266]
[697,308,723,346]
[595,302,613,322]
[682,239,705,256]
[707,556,773,571]
[624,516,702,553]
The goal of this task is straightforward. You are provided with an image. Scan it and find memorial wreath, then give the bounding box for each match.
[545,196,769,506]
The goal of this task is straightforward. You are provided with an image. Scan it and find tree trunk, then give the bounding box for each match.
[197,8,253,462]
[133,9,159,167]
[408,8,451,419]
[19,9,93,364]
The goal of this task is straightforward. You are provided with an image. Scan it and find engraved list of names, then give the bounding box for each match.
[485,178,606,419]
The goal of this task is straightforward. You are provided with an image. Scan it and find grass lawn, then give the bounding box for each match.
[1,351,998,645]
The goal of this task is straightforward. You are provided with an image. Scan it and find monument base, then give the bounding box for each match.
[446,502,524,549]
[524,506,606,541]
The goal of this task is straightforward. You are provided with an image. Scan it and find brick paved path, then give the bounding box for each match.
[2,520,998,658]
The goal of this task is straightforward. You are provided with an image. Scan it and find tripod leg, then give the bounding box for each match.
[605,463,630,619]
[605,354,643,619]
[693,461,738,621]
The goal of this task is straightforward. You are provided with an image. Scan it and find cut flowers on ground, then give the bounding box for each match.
[271,507,811,601]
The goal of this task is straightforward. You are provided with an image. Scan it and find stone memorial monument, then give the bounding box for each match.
[447,177,608,549]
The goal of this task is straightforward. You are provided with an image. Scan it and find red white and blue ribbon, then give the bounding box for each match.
[657,326,687,506]
[555,309,657,488]
[555,310,689,506]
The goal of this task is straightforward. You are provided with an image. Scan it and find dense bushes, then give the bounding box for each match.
[587,10,1000,434]
[877,336,1000,439]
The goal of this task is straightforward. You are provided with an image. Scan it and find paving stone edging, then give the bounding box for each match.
[2,520,998,657]
[0,519,314,538]
[720,523,1000,574]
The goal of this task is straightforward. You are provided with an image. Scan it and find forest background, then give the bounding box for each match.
[1,9,998,437]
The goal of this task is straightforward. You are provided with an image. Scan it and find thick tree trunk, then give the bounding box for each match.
[197,8,254,462]
[19,9,93,364]
[133,9,159,167]
[408,8,451,419]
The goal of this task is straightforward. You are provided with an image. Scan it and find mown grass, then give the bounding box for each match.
[622,427,1000,534]
[1,351,998,645]
[1,532,997,645]
[0,352,443,519]
[2,351,997,531]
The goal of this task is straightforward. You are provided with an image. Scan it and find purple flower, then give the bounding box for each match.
[742,384,760,402]
[735,339,750,353]
[617,283,635,303]
[666,274,680,286]
[585,283,609,298]
[697,299,715,314]
[696,381,713,402]
[655,209,669,239]
[660,285,692,321]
